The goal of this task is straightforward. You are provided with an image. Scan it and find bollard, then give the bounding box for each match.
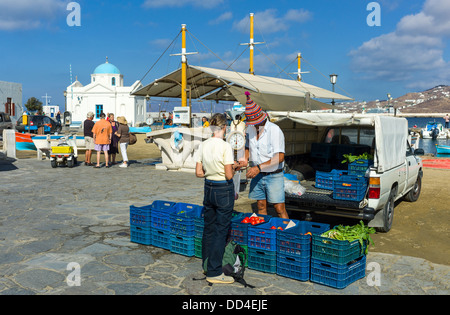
[3,129,16,159]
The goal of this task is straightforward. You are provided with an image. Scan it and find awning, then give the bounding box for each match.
[132,65,353,111]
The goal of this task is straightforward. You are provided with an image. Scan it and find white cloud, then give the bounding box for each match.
[233,8,312,34]
[0,0,66,30]
[209,11,233,25]
[349,0,450,90]
[142,0,224,9]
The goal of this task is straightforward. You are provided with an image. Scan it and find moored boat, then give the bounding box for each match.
[436,144,450,154]
[15,132,37,151]
[421,121,447,139]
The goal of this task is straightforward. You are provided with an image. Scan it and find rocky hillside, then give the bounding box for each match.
[340,85,450,113]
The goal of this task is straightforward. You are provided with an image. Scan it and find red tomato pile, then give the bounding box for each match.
[241,216,265,225]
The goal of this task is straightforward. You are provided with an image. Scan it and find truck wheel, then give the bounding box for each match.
[404,175,422,202]
[378,188,396,233]
[51,160,57,168]
[67,159,74,168]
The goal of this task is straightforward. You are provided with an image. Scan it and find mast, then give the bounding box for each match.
[249,13,254,75]
[241,13,264,75]
[290,53,310,82]
[181,24,187,107]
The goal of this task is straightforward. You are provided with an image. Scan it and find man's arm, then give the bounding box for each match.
[246,152,285,179]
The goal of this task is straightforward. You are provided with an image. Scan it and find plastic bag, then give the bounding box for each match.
[284,178,306,196]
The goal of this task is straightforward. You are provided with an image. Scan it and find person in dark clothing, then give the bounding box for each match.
[83,112,95,166]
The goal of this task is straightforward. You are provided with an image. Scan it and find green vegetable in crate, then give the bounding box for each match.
[321,221,376,255]
[341,153,374,164]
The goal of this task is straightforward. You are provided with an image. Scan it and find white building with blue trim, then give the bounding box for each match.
[65,59,145,126]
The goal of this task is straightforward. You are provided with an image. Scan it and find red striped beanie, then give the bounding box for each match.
[244,91,267,126]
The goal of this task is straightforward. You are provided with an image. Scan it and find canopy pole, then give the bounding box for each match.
[181,24,187,107]
[297,53,301,81]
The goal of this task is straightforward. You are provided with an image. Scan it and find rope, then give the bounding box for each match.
[137,30,181,85]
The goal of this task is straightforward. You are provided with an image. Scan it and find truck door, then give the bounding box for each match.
[405,141,420,190]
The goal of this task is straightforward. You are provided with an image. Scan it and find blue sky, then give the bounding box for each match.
[0,0,449,113]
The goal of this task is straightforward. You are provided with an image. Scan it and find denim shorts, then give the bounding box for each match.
[248,171,285,204]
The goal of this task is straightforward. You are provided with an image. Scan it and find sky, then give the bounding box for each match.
[0,0,449,113]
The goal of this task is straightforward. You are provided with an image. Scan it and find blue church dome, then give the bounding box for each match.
[93,59,121,75]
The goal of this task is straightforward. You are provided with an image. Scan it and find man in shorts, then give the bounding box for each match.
[83,112,96,166]
[238,91,289,219]
[92,112,112,168]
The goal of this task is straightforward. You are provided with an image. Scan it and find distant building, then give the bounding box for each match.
[0,81,22,119]
[65,58,145,126]
[43,105,60,119]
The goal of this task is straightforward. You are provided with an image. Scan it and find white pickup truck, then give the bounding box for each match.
[270,112,423,232]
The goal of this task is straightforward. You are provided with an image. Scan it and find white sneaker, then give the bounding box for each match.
[119,163,128,168]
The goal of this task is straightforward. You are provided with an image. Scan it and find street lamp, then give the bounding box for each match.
[330,74,338,111]
[63,90,67,112]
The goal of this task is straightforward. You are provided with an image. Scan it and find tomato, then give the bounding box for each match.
[277,227,284,231]
[270,226,277,229]
[241,217,250,224]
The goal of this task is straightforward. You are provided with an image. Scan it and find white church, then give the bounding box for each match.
[65,58,146,127]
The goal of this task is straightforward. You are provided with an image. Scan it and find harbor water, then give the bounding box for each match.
[406,117,450,156]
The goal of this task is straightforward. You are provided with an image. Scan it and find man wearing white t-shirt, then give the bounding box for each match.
[237,91,289,219]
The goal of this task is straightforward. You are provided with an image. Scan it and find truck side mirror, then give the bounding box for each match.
[414,148,424,155]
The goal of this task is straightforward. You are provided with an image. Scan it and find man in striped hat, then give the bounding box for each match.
[237,91,289,219]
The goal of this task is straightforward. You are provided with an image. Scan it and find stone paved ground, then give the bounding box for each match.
[0,157,449,297]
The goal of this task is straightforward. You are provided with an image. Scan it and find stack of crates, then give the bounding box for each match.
[315,169,345,190]
[276,221,330,281]
[195,211,251,260]
[310,233,367,289]
[247,218,296,274]
[193,212,204,258]
[333,174,368,202]
[169,203,204,257]
[348,159,373,177]
[129,204,154,245]
[150,200,177,250]
[310,143,335,172]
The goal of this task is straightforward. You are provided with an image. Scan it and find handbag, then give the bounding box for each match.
[129,133,137,145]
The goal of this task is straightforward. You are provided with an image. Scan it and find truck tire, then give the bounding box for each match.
[378,187,397,233]
[67,159,74,168]
[404,174,422,202]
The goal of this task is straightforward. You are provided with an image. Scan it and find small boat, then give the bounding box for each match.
[31,134,85,151]
[421,121,447,139]
[15,133,37,151]
[436,144,450,154]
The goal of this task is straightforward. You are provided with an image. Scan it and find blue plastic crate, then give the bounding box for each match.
[248,248,277,274]
[248,218,299,251]
[170,203,204,237]
[348,159,372,177]
[170,234,195,257]
[229,213,271,245]
[276,253,310,281]
[130,225,152,245]
[315,169,345,190]
[277,221,330,258]
[151,228,171,250]
[310,255,366,289]
[129,204,153,227]
[333,175,368,201]
[312,234,366,265]
[150,200,177,231]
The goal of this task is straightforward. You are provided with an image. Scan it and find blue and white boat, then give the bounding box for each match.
[436,144,450,154]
